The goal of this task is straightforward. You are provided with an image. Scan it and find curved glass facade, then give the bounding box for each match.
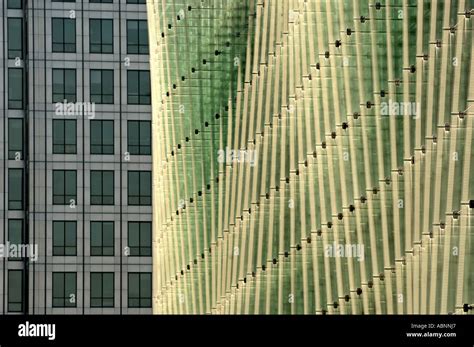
[148,0,473,314]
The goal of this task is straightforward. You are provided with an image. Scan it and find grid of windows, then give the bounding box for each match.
[52,272,77,307]
[91,70,114,104]
[4,1,152,313]
[90,273,114,307]
[53,119,77,154]
[90,221,114,256]
[8,169,23,210]
[52,69,76,103]
[128,121,151,155]
[128,273,151,308]
[8,118,23,160]
[128,222,151,256]
[53,221,77,256]
[8,18,23,59]
[90,120,114,154]
[8,68,23,109]
[52,18,76,53]
[91,171,114,205]
[127,20,148,54]
[53,170,77,205]
[127,70,151,105]
[8,270,23,312]
[90,19,113,53]
[128,171,151,206]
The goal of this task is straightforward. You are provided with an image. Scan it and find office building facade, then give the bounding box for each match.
[0,0,152,314]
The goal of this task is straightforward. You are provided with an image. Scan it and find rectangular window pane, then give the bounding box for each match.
[8,219,23,245]
[127,20,138,54]
[53,221,65,255]
[65,171,77,199]
[91,272,114,307]
[8,18,23,59]
[140,171,151,205]
[140,71,151,104]
[127,70,150,105]
[65,120,77,153]
[53,221,77,256]
[8,0,23,9]
[90,70,101,103]
[128,171,139,205]
[90,222,102,256]
[8,270,23,312]
[90,19,113,54]
[8,68,23,109]
[102,120,114,154]
[90,273,102,307]
[8,219,23,260]
[102,20,113,53]
[53,119,77,154]
[102,222,114,255]
[52,18,63,52]
[103,171,114,205]
[64,20,76,52]
[128,273,139,307]
[90,221,114,256]
[8,169,23,210]
[8,118,23,160]
[140,121,151,155]
[128,222,139,255]
[102,70,114,104]
[139,21,149,54]
[90,171,102,205]
[52,18,76,53]
[127,121,151,155]
[127,121,139,152]
[52,272,76,308]
[140,273,151,307]
[128,273,151,308]
[64,69,76,101]
[127,71,138,104]
[91,171,114,205]
[90,120,102,154]
[52,120,64,154]
[53,171,65,204]
[127,171,151,206]
[90,70,114,104]
[53,69,76,103]
[90,120,114,155]
[128,222,151,257]
[89,19,101,53]
[53,170,76,205]
[127,20,148,54]
[64,273,76,307]
[140,223,152,256]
